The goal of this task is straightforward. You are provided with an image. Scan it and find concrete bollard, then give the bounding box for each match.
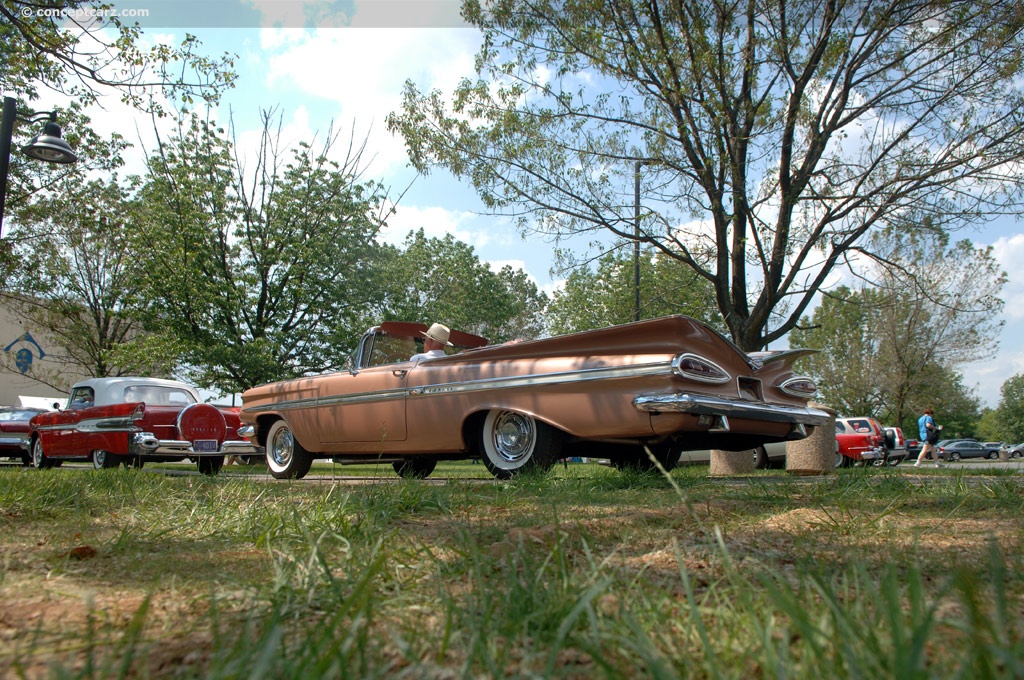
[785,402,837,475]
[709,449,757,476]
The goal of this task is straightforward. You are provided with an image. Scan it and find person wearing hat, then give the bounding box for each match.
[410,323,454,362]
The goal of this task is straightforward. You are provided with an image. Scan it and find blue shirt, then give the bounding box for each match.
[918,413,934,441]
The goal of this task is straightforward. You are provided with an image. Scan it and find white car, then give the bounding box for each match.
[676,442,788,468]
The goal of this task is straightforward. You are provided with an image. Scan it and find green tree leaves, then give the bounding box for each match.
[790,231,1004,433]
[546,247,720,335]
[132,111,390,393]
[996,375,1024,444]
[377,229,548,343]
[388,0,1024,353]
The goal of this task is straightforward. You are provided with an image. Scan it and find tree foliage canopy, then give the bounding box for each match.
[388,0,1024,351]
[377,229,548,343]
[790,231,1003,431]
[997,374,1024,444]
[1,175,175,387]
[132,111,392,393]
[1,0,235,111]
[546,247,720,335]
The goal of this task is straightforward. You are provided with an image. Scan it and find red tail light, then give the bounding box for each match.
[672,353,730,383]
[131,403,146,427]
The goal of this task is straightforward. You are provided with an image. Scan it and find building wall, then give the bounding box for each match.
[0,297,89,407]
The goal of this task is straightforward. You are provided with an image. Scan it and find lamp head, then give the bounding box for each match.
[22,120,77,164]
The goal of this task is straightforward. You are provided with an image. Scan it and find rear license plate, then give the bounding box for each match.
[194,439,219,452]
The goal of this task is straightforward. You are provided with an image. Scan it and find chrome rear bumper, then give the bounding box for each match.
[131,432,261,457]
[633,393,832,428]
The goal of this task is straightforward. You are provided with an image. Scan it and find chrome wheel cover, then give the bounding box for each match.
[270,426,295,468]
[32,439,43,468]
[489,411,536,464]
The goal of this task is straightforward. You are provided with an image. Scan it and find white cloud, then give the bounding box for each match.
[379,202,491,249]
[990,233,1024,321]
[257,27,480,176]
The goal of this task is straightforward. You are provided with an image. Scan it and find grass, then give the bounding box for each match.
[0,462,1021,678]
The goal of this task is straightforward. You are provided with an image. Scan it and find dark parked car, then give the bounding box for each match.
[978,440,1003,456]
[936,440,999,461]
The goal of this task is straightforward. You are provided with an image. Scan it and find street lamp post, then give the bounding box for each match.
[0,96,78,236]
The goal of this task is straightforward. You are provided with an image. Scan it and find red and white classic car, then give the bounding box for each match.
[29,377,259,474]
[239,316,830,480]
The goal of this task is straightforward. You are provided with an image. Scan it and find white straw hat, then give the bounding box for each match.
[422,323,454,347]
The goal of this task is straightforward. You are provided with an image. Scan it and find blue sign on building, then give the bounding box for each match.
[4,331,46,374]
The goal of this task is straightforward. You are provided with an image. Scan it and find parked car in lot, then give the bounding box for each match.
[936,439,999,461]
[239,316,830,480]
[676,441,787,468]
[978,440,1003,456]
[1007,443,1024,459]
[29,377,259,474]
[883,426,909,465]
[0,406,47,465]
[835,417,889,467]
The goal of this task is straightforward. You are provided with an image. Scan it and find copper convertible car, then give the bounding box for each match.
[239,317,829,480]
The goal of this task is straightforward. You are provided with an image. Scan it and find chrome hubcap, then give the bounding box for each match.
[492,412,535,463]
[271,428,294,467]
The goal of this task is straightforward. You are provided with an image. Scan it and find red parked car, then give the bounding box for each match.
[29,377,259,474]
[835,417,888,467]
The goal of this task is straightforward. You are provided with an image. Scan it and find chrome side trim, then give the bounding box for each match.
[410,362,669,397]
[633,392,832,427]
[31,418,138,433]
[243,361,673,414]
[76,416,139,432]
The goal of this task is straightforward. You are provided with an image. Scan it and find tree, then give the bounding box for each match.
[132,110,391,393]
[1,0,234,111]
[868,232,1005,425]
[377,229,548,343]
[546,247,720,335]
[997,374,1024,444]
[0,0,235,253]
[0,176,176,388]
[789,286,885,417]
[790,230,1002,429]
[388,0,1024,353]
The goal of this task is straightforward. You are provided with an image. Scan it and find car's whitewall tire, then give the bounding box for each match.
[265,420,313,480]
[480,410,561,480]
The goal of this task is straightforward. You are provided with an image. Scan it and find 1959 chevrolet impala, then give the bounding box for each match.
[239,316,829,480]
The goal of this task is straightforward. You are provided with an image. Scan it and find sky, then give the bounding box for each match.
[35,0,1024,409]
